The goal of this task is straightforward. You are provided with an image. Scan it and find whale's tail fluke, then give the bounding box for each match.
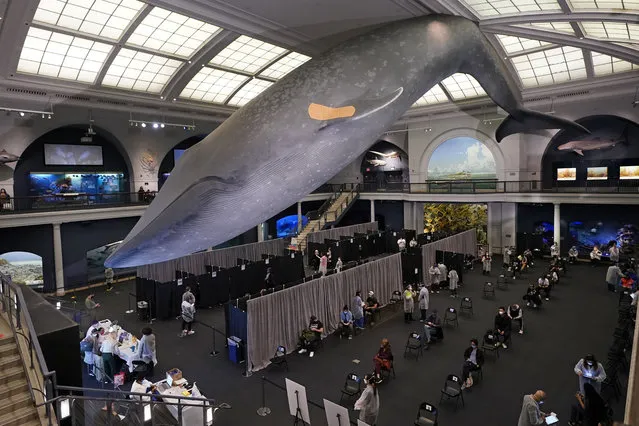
[495,108,590,142]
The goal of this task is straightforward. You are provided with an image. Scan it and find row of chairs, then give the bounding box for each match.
[602,294,635,402]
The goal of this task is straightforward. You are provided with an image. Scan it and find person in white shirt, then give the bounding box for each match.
[590,246,602,266]
[130,375,153,401]
[428,263,441,293]
[100,332,117,381]
[397,237,406,252]
[550,243,559,258]
[418,285,429,321]
[438,263,448,289]
[448,269,459,298]
[538,276,551,301]
[180,300,196,337]
[482,254,492,276]
[335,257,343,272]
[504,247,513,267]
[409,238,418,249]
[568,246,579,264]
[609,244,620,263]
[135,327,157,377]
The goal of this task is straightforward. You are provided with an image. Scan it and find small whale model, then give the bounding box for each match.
[106,15,589,268]
[0,150,19,164]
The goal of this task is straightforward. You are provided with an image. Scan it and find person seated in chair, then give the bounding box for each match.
[523,248,534,267]
[423,309,443,343]
[297,315,324,357]
[461,338,484,390]
[373,338,393,382]
[538,275,552,301]
[364,291,380,325]
[590,246,602,266]
[568,383,610,426]
[494,307,512,349]
[130,374,154,401]
[508,304,524,335]
[523,283,543,308]
[339,305,354,339]
[568,246,579,264]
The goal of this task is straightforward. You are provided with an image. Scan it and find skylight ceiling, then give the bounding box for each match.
[102,48,182,93]
[33,0,145,41]
[461,0,561,18]
[497,35,551,54]
[511,46,587,87]
[180,68,249,103]
[259,52,311,79]
[413,85,449,107]
[227,78,273,107]
[210,35,287,74]
[581,22,639,42]
[591,52,638,76]
[440,74,486,100]
[521,22,575,35]
[568,0,639,9]
[127,8,221,58]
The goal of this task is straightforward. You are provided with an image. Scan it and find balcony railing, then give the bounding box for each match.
[0,192,155,214]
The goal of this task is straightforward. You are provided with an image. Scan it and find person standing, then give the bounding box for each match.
[136,327,157,377]
[85,294,100,322]
[397,237,406,252]
[264,267,274,289]
[482,253,492,276]
[319,253,328,275]
[504,247,513,267]
[100,331,117,382]
[606,263,625,293]
[438,262,448,289]
[335,257,343,273]
[448,269,459,298]
[352,291,365,330]
[92,328,105,382]
[574,354,607,394]
[182,286,195,304]
[428,263,441,293]
[180,299,196,337]
[517,390,547,426]
[313,250,321,271]
[609,243,620,264]
[418,285,429,322]
[402,285,415,323]
[354,374,380,425]
[105,268,114,292]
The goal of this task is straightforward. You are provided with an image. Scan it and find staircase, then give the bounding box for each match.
[0,335,40,426]
[296,185,359,252]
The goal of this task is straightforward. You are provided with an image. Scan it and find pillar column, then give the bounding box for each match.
[370,200,375,223]
[257,223,266,242]
[297,202,302,233]
[53,223,64,296]
[553,203,561,253]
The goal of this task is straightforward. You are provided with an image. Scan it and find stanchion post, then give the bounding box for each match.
[256,376,271,416]
[210,325,219,356]
[125,293,134,314]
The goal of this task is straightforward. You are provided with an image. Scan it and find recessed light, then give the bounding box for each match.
[160,123,165,128]
[141,122,146,128]
[19,112,24,117]
[152,123,159,129]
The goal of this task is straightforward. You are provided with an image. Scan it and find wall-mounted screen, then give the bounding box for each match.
[174,149,186,164]
[587,167,608,180]
[557,168,576,181]
[30,172,124,196]
[620,166,639,180]
[44,144,103,166]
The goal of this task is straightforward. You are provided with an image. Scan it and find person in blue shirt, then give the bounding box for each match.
[339,305,354,339]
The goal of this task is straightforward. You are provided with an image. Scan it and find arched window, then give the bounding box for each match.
[427,137,496,181]
[0,251,43,289]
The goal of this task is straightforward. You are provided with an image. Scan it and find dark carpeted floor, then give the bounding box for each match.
[62,257,629,426]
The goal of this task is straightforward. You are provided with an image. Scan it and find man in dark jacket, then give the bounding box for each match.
[494,306,512,349]
[462,338,484,389]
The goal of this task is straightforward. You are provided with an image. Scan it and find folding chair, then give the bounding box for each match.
[483,282,495,298]
[339,373,361,404]
[497,274,508,290]
[404,332,423,360]
[390,290,402,311]
[269,346,288,371]
[443,307,459,328]
[379,360,396,381]
[482,332,500,359]
[439,374,464,411]
[414,402,438,426]
[459,297,473,316]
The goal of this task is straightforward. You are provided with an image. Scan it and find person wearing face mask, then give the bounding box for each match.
[574,354,607,394]
[508,303,524,335]
[339,305,354,339]
[568,246,579,264]
[517,390,548,426]
[494,306,512,349]
[418,284,429,322]
[428,263,441,293]
[373,338,393,381]
[402,285,416,323]
[461,338,484,390]
[354,374,380,425]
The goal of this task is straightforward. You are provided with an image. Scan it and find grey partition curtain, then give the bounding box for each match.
[247,253,402,372]
[421,229,477,283]
[307,222,378,244]
[137,239,287,282]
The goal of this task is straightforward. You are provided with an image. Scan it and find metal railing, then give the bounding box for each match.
[0,191,156,214]
[0,272,57,424]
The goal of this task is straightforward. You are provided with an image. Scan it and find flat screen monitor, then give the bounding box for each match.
[557,167,576,181]
[620,165,639,180]
[174,149,186,164]
[44,144,103,166]
[586,167,607,180]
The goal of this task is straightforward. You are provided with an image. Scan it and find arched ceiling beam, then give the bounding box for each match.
[415,0,476,20]
[162,30,239,101]
[479,11,639,27]
[481,25,639,64]
[94,4,154,87]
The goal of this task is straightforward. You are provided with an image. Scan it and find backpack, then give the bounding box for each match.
[80,338,93,353]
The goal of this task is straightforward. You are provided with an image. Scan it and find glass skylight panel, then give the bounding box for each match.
[227,78,273,107]
[569,0,639,10]
[127,7,220,57]
[33,0,145,40]
[582,22,639,41]
[511,46,587,87]
[440,74,486,100]
[17,27,112,83]
[497,35,551,54]
[591,52,637,75]
[524,22,575,34]
[180,68,249,103]
[102,48,182,93]
[461,0,561,18]
[210,35,287,74]
[258,52,311,79]
[412,85,449,106]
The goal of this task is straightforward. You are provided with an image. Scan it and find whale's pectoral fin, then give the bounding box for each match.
[495,108,590,142]
[574,149,584,156]
[309,87,403,126]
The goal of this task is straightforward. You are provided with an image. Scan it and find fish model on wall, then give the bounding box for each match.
[0,150,19,164]
[106,15,589,268]
[557,126,628,156]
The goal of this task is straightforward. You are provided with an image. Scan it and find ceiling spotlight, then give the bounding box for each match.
[160,96,164,100]
[152,122,159,129]
[141,122,147,128]
[173,98,176,102]
[19,112,24,117]
[41,113,45,118]
[48,114,52,119]
[135,122,138,127]
[183,126,187,130]
[160,123,165,128]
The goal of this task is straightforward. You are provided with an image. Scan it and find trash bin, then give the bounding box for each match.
[227,336,243,363]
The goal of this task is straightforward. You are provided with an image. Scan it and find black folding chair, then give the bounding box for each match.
[483,282,495,298]
[379,360,396,381]
[497,274,508,290]
[482,332,500,359]
[414,402,438,426]
[459,297,473,316]
[444,307,459,328]
[404,332,423,360]
[269,346,288,371]
[339,373,362,404]
[439,374,464,411]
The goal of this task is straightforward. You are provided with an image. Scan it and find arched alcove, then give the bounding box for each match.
[13,125,133,201]
[541,115,639,188]
[361,140,409,186]
[418,128,505,182]
[157,135,206,189]
[0,251,43,290]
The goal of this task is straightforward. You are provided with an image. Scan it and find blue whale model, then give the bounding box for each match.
[106,15,588,267]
